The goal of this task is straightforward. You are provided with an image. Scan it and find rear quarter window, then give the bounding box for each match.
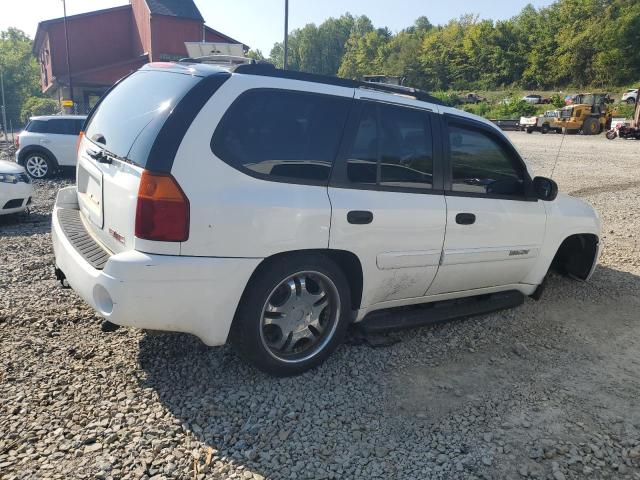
[26,120,49,133]
[211,89,351,184]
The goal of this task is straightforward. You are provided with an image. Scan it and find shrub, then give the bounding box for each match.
[21,97,60,122]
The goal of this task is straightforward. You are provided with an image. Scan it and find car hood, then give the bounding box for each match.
[0,160,25,174]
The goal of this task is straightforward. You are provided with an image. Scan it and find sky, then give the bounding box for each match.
[2,0,555,54]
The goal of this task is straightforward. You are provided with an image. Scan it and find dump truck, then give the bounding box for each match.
[555,93,613,135]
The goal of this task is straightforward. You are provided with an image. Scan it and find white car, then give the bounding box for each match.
[0,160,34,215]
[52,62,602,376]
[621,89,637,104]
[522,94,542,104]
[16,115,86,179]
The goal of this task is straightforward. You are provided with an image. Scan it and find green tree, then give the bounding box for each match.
[21,96,60,122]
[0,28,41,127]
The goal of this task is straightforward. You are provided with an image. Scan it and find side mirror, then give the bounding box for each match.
[532,176,558,201]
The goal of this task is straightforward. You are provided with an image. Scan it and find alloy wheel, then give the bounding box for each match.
[25,156,49,178]
[260,271,340,363]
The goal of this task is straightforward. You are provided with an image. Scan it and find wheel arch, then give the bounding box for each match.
[242,249,364,311]
[550,233,600,280]
[18,145,59,167]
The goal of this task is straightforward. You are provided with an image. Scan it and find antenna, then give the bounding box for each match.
[549,130,566,179]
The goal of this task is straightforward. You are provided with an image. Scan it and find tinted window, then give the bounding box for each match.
[85,71,200,166]
[348,103,433,189]
[47,119,77,135]
[347,104,378,185]
[449,125,525,197]
[212,89,351,183]
[26,120,48,133]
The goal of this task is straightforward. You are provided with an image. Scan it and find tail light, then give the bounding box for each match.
[76,131,84,152]
[135,171,189,242]
[15,134,20,149]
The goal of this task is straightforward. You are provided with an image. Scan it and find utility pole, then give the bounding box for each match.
[283,0,289,70]
[62,0,75,111]
[0,67,8,146]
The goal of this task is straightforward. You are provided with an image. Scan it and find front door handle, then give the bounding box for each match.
[347,210,373,225]
[456,213,476,225]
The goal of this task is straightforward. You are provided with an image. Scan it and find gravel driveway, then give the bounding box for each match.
[1,134,639,480]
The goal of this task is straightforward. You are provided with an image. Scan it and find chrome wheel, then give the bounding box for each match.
[25,156,49,178]
[260,271,340,363]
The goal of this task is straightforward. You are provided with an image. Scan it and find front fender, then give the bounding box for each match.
[523,194,601,284]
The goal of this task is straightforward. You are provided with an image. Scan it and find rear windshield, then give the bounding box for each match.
[84,70,201,167]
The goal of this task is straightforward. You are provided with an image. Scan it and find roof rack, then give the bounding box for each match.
[232,63,443,106]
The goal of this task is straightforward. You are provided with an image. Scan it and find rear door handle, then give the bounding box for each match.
[347,210,373,225]
[456,213,476,225]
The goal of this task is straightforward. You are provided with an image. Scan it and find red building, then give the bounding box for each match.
[33,0,246,112]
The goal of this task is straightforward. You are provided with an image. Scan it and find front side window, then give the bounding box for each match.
[449,124,525,197]
[212,89,351,183]
[347,103,434,189]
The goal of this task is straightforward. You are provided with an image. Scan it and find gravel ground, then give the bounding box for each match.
[1,133,639,480]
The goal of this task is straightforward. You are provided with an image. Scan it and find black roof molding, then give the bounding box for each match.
[232,64,444,105]
[145,0,204,21]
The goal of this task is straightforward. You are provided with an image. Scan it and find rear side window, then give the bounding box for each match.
[448,124,525,197]
[26,120,49,133]
[85,71,201,167]
[212,89,351,184]
[347,102,434,189]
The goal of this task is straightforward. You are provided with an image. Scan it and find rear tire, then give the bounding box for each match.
[23,152,54,179]
[230,253,351,376]
[627,97,637,104]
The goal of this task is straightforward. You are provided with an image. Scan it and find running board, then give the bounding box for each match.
[358,290,525,334]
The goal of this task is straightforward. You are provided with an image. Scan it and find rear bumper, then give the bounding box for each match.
[52,186,261,346]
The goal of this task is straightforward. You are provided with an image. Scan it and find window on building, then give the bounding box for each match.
[449,124,525,197]
[212,89,351,183]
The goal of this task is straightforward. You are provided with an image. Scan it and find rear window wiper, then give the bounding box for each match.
[86,142,136,167]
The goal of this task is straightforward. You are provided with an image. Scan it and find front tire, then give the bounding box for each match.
[581,117,600,135]
[230,254,351,376]
[606,130,617,140]
[23,152,54,179]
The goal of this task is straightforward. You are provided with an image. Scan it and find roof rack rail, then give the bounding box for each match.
[232,63,443,106]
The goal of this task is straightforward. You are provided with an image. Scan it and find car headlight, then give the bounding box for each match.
[0,174,19,184]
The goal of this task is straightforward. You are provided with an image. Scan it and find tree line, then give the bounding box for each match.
[258,0,640,92]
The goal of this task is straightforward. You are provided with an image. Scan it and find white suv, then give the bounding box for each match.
[16,115,86,178]
[52,62,601,376]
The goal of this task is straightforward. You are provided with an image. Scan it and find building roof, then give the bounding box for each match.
[145,0,204,21]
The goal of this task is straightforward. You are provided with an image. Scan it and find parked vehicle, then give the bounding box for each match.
[522,94,551,105]
[16,115,87,179]
[519,115,538,132]
[0,160,34,215]
[459,93,484,104]
[555,93,612,135]
[520,111,562,134]
[621,89,638,104]
[52,62,602,376]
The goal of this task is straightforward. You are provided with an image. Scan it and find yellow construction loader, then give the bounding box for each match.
[554,93,613,135]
